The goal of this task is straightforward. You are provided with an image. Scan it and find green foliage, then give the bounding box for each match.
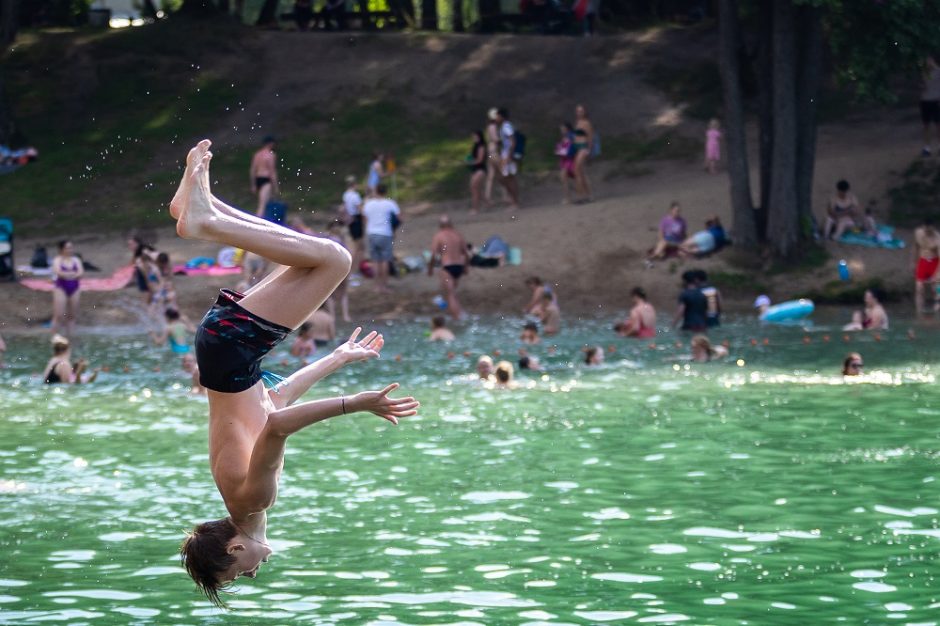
[767,243,829,275]
[706,271,769,295]
[818,0,940,101]
[804,277,898,304]
[887,159,940,227]
[643,60,722,120]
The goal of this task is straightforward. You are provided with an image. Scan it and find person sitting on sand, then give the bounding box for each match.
[429,316,456,342]
[843,288,889,331]
[476,355,495,381]
[615,287,656,338]
[521,321,541,345]
[690,335,728,363]
[823,180,860,240]
[42,334,97,385]
[494,360,516,389]
[539,293,562,336]
[842,352,864,377]
[648,202,687,261]
[182,353,206,395]
[152,307,196,354]
[290,322,317,358]
[584,345,605,366]
[172,141,418,605]
[679,215,728,257]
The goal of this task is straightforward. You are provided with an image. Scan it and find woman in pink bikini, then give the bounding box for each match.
[615,287,657,338]
[51,240,84,338]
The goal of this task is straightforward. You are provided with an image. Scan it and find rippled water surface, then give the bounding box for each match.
[1,316,939,625]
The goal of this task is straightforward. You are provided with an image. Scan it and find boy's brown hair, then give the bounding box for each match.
[180,518,238,607]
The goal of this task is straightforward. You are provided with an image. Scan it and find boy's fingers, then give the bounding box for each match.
[380,382,400,396]
[348,327,362,343]
[360,330,378,345]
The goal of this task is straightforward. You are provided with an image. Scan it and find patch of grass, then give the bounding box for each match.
[767,244,829,275]
[707,271,768,295]
[644,60,722,120]
[887,159,940,227]
[803,277,900,305]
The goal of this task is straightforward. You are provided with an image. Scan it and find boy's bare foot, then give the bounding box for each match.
[170,139,211,220]
[176,152,219,240]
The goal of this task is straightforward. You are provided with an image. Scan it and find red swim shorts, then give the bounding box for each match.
[915,256,940,282]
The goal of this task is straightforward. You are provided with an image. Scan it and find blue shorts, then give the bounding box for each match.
[368,235,394,262]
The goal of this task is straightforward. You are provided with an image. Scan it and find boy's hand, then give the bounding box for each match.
[333,327,384,365]
[348,383,419,425]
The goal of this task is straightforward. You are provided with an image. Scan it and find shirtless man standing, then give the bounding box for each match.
[427,215,470,320]
[249,136,279,217]
[173,140,418,606]
[913,216,940,313]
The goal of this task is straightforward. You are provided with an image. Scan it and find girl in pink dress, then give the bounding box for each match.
[705,118,722,174]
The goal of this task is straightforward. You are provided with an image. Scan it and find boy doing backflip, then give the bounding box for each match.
[173,140,418,606]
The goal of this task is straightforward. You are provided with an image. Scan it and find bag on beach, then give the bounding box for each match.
[31,245,48,268]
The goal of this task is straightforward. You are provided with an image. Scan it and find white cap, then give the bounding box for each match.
[753,295,771,308]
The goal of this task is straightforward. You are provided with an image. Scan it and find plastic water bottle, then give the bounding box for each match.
[433,295,447,310]
[838,259,850,281]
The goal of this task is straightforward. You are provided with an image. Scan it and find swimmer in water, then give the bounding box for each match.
[690,335,728,362]
[615,287,656,338]
[520,321,541,345]
[428,315,456,342]
[584,345,605,366]
[476,355,495,381]
[290,322,317,358]
[182,353,206,395]
[172,140,418,606]
[842,352,864,376]
[42,334,97,384]
[494,360,516,388]
[152,307,195,353]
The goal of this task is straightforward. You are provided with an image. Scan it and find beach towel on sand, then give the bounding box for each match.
[19,265,136,292]
[838,226,905,249]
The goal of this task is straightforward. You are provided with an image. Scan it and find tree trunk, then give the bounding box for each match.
[141,0,159,19]
[255,0,279,25]
[1,0,19,47]
[388,0,416,26]
[0,72,16,146]
[717,0,757,247]
[756,0,772,238]
[766,0,799,257]
[452,0,464,31]
[421,0,438,29]
[794,4,823,236]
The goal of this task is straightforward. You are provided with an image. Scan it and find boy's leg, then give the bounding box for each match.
[174,143,350,329]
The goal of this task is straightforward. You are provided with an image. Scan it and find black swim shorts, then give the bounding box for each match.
[349,214,364,240]
[195,289,292,393]
[443,264,465,280]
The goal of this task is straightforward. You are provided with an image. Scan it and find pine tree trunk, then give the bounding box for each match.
[1,0,19,46]
[766,0,799,258]
[0,72,16,146]
[717,0,757,247]
[452,0,464,31]
[795,4,823,235]
[757,1,773,238]
[421,0,438,29]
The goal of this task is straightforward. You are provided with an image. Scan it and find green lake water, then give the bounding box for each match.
[1,315,938,625]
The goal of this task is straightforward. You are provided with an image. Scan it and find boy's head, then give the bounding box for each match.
[431,316,446,329]
[180,518,271,607]
[836,180,850,193]
[165,307,181,321]
[523,321,539,334]
[297,322,313,337]
[376,183,388,196]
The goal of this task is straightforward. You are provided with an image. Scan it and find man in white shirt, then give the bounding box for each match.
[341,176,364,277]
[361,183,401,293]
[495,108,520,210]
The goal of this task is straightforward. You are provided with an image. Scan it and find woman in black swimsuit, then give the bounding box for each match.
[42,335,96,385]
[468,130,487,214]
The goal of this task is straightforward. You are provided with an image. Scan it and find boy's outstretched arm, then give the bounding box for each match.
[239,384,419,508]
[268,327,384,409]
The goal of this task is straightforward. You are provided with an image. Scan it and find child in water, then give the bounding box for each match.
[521,321,540,345]
[690,335,728,362]
[181,353,206,394]
[152,307,196,353]
[428,316,456,342]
